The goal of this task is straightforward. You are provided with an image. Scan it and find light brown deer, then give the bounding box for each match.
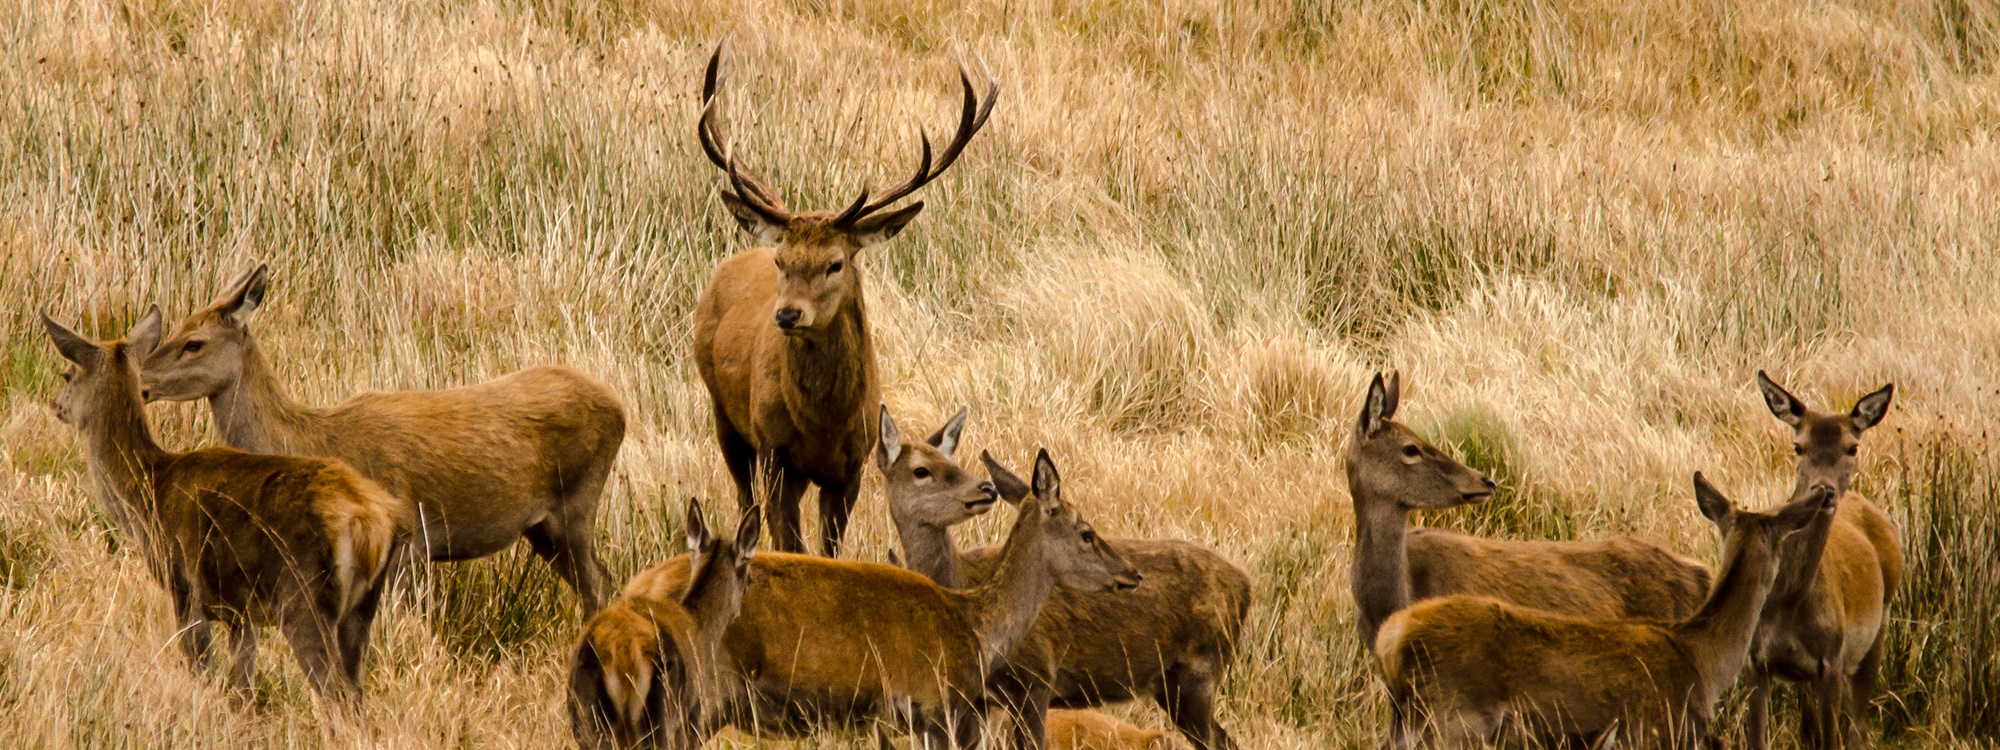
[1347,371,1714,651]
[139,264,626,615]
[1743,372,1900,750]
[43,308,409,708]
[1046,709,1174,750]
[569,498,761,750]
[690,42,997,555]
[628,448,1140,748]
[877,407,1250,750]
[1376,476,1836,749]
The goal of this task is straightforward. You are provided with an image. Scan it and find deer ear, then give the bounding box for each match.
[877,405,903,468]
[848,202,924,248]
[1691,472,1733,528]
[1031,448,1062,510]
[128,305,163,357]
[1849,383,1894,432]
[928,406,968,458]
[1358,372,1395,438]
[219,264,269,326]
[981,450,1031,504]
[42,311,101,367]
[1756,371,1807,428]
[733,505,762,556]
[721,192,786,245]
[685,497,713,552]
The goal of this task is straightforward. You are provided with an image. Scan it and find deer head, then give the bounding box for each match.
[44,307,163,428]
[696,42,997,336]
[139,264,268,403]
[1346,371,1497,512]
[998,449,1142,593]
[1754,371,1894,498]
[680,497,761,624]
[877,405,1000,529]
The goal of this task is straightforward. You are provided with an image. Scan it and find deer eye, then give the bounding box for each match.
[827,261,844,274]
[912,467,931,479]
[1080,530,1098,543]
[1794,444,1806,455]
[60,371,73,382]
[182,341,204,354]
[1845,446,1858,456]
[1401,445,1422,458]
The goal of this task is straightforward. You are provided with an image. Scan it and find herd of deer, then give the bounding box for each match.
[31,43,1903,750]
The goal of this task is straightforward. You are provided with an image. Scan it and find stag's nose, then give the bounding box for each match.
[774,307,802,330]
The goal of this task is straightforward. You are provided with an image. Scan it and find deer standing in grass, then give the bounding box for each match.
[1346,371,1715,652]
[877,407,1249,750]
[691,42,997,555]
[569,498,760,750]
[1376,475,1836,749]
[629,448,1140,748]
[139,265,627,615]
[43,309,408,708]
[1744,372,1900,750]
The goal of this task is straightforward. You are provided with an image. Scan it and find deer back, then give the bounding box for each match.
[1406,530,1714,620]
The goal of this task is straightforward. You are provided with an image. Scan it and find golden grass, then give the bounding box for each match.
[2,0,1998,746]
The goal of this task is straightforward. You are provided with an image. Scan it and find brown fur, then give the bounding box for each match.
[139,265,626,615]
[1743,372,1902,749]
[570,500,760,750]
[1377,477,1835,749]
[632,450,1141,747]
[1046,710,1173,750]
[43,308,411,709]
[1346,371,1712,652]
[690,44,994,556]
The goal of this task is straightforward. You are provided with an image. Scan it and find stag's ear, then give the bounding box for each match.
[928,406,968,458]
[733,505,762,557]
[219,264,269,327]
[1692,472,1733,529]
[1358,372,1396,438]
[1849,383,1894,432]
[981,450,1031,504]
[877,405,903,468]
[128,305,163,357]
[685,497,713,552]
[721,192,786,245]
[42,312,101,367]
[1031,448,1062,513]
[1756,371,1808,428]
[848,202,924,248]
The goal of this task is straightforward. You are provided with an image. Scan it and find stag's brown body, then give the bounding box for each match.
[141,266,626,614]
[45,310,409,707]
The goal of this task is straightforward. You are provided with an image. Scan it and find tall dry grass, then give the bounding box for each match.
[1,0,1997,746]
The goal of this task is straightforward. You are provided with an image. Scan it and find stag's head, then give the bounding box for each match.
[697,43,997,336]
[1754,371,1894,499]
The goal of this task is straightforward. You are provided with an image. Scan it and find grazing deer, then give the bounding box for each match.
[628,448,1140,748]
[139,264,626,615]
[569,498,761,750]
[1376,476,1837,749]
[690,42,997,555]
[877,407,1249,750]
[42,308,409,708]
[1346,371,1714,651]
[1743,372,1900,750]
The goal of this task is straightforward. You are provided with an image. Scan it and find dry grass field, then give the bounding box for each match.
[2,0,1998,746]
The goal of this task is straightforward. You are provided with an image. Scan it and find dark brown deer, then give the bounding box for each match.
[1743,372,1900,749]
[1376,476,1836,749]
[627,449,1139,748]
[139,265,626,615]
[43,308,409,709]
[569,498,761,750]
[877,407,1249,750]
[1347,371,1714,651]
[690,42,997,555]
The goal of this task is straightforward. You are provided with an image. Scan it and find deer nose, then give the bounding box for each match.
[979,482,998,501]
[773,307,802,329]
[1483,476,1498,490]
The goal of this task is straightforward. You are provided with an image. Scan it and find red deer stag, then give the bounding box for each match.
[691,42,997,555]
[1347,371,1714,650]
[877,406,1249,750]
[627,448,1140,748]
[569,498,760,750]
[1377,476,1836,748]
[1743,372,1900,749]
[139,265,627,615]
[43,308,408,708]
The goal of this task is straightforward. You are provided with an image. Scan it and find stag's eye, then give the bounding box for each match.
[827,261,844,274]
[912,467,931,480]
[182,341,204,354]
[1402,445,1422,458]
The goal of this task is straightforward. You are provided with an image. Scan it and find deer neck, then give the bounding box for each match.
[78,376,170,546]
[1676,535,1783,700]
[210,337,320,455]
[1764,503,1836,613]
[892,511,965,589]
[961,506,1056,670]
[779,293,874,426]
[1350,491,1414,652]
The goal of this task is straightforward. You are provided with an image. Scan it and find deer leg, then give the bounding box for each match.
[281,609,359,711]
[524,518,608,617]
[222,615,258,703]
[1811,669,1846,750]
[762,457,811,554]
[1158,664,1233,750]
[1013,684,1052,750]
[1843,631,1886,749]
[168,581,214,674]
[1744,670,1772,750]
[817,477,862,558]
[337,570,388,685]
[716,415,757,513]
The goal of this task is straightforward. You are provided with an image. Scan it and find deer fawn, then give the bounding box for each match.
[139,264,627,615]
[43,308,409,709]
[1377,475,1836,749]
[1743,372,1900,750]
[877,407,1249,750]
[1346,371,1714,650]
[690,42,997,555]
[569,498,760,750]
[628,448,1139,748]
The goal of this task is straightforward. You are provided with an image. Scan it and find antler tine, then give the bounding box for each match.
[839,62,999,225]
[697,41,792,220]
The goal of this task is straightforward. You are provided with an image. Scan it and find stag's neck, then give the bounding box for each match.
[780,297,875,423]
[893,514,965,590]
[1351,491,1414,652]
[79,381,170,543]
[1678,539,1783,701]
[962,507,1054,671]
[209,338,323,455]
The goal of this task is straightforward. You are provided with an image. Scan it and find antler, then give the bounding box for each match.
[697,42,793,223]
[832,62,999,227]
